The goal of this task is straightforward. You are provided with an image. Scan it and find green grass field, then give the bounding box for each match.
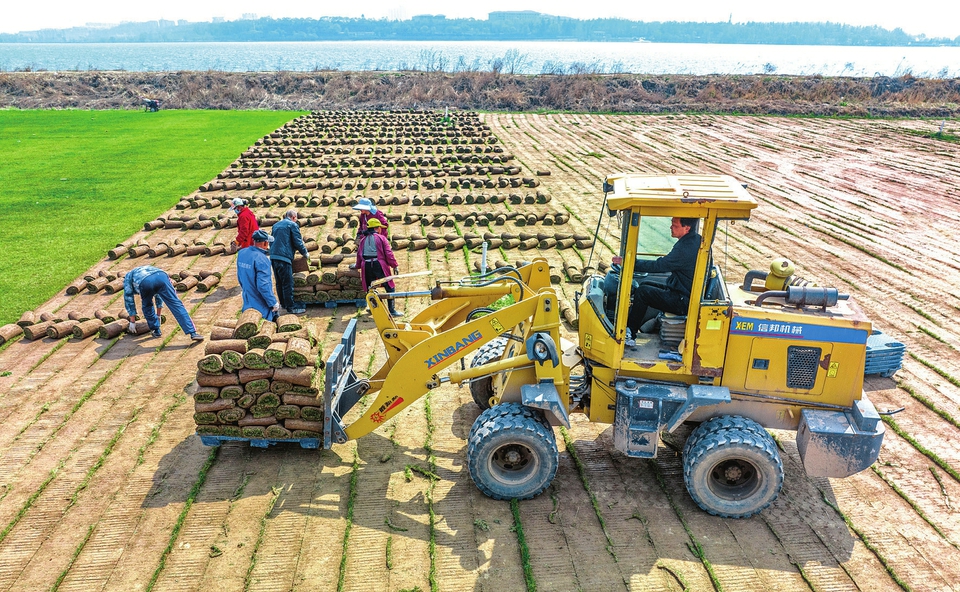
[0,109,303,325]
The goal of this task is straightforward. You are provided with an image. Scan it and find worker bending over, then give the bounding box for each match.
[123,265,204,341]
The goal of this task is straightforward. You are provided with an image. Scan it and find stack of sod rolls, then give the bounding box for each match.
[193,310,324,440]
[292,265,362,304]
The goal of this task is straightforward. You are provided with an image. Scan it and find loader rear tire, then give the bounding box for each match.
[683,427,783,519]
[468,411,558,500]
[469,337,509,410]
[682,415,767,460]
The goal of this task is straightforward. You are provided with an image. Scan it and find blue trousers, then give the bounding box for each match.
[139,272,197,335]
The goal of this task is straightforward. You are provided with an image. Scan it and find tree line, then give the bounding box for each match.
[2,15,957,46]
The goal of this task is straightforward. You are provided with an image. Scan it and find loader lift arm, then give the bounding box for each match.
[323,259,565,447]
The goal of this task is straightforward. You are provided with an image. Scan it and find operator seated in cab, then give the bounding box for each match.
[626,217,700,340]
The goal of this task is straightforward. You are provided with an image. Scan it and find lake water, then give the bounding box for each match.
[1,41,958,77]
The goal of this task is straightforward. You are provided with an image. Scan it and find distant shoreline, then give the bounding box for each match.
[1,71,957,118]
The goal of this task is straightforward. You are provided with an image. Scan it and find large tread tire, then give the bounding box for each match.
[683,427,783,519]
[469,402,546,441]
[468,337,509,410]
[681,415,767,460]
[467,410,559,500]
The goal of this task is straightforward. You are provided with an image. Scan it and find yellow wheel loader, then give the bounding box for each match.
[322,174,884,518]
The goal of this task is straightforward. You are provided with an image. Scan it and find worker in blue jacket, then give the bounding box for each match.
[270,210,310,315]
[123,265,203,341]
[237,230,280,322]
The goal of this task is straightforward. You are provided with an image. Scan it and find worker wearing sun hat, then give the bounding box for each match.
[355,218,401,317]
[352,197,389,236]
[231,197,259,249]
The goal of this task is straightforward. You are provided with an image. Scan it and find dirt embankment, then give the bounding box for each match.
[1,70,959,116]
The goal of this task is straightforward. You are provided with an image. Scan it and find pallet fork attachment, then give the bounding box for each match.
[323,318,367,448]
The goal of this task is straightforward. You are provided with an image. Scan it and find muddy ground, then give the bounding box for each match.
[1,112,960,592]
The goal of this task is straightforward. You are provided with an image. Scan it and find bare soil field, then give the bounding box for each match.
[2,110,960,592]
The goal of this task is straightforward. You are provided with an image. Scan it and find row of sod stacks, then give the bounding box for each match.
[193,309,325,440]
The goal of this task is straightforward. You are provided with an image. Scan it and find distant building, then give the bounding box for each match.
[241,13,258,20]
[158,19,175,27]
[84,22,117,29]
[488,11,546,23]
[411,14,447,21]
[212,17,225,23]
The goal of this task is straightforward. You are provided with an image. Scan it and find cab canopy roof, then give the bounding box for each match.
[605,174,757,220]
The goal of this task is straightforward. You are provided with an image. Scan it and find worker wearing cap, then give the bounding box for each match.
[353,197,389,236]
[231,198,259,249]
[237,230,280,321]
[355,218,402,317]
[123,265,204,341]
[270,210,310,315]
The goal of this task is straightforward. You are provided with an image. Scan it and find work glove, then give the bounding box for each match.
[392,268,399,276]
[349,263,357,270]
[271,303,280,313]
[127,321,137,334]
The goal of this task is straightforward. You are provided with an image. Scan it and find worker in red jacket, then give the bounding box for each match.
[231,197,259,249]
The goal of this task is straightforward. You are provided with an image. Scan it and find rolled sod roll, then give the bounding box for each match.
[98,320,125,339]
[247,321,277,350]
[196,425,222,436]
[217,407,246,423]
[197,354,224,375]
[275,405,301,420]
[282,393,323,407]
[39,312,62,323]
[195,398,236,413]
[210,326,235,341]
[193,412,218,425]
[265,425,293,439]
[220,385,243,399]
[197,276,220,292]
[175,276,199,292]
[221,425,242,437]
[239,413,278,426]
[193,386,220,403]
[237,393,256,409]
[251,404,278,419]
[94,309,116,323]
[269,327,310,343]
[244,379,270,395]
[300,406,323,422]
[290,430,316,438]
[72,319,104,339]
[273,365,313,388]
[238,367,274,383]
[214,318,238,329]
[285,418,322,433]
[17,311,36,328]
[256,392,281,408]
[264,342,287,368]
[242,348,269,370]
[103,278,125,294]
[284,338,311,367]
[270,380,292,395]
[288,385,320,396]
[234,309,263,339]
[276,314,301,333]
[196,372,240,388]
[23,321,55,340]
[241,427,266,438]
[204,339,247,355]
[66,279,88,295]
[0,323,24,345]
[222,350,244,372]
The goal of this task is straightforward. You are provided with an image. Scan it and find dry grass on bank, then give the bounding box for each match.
[1,70,958,116]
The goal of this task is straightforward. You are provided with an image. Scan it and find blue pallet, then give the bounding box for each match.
[199,434,320,449]
[864,330,905,378]
[321,299,366,309]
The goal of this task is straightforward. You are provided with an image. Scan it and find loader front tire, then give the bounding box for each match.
[469,337,509,410]
[468,411,558,500]
[681,415,767,460]
[683,427,783,519]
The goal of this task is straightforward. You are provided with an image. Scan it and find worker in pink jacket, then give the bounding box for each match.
[355,218,401,317]
[353,197,389,236]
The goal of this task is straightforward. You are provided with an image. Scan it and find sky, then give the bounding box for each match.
[4,0,959,39]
